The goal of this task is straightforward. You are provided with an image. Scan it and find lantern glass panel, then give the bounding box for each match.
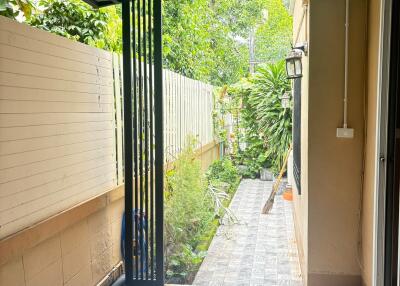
[295,58,302,77]
[286,60,295,78]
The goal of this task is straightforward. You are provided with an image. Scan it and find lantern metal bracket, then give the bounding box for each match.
[293,42,308,56]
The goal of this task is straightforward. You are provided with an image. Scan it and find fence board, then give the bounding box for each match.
[0,153,115,197]
[0,86,113,104]
[0,146,114,184]
[0,113,112,127]
[160,68,215,160]
[0,171,116,226]
[0,16,111,61]
[0,130,113,155]
[0,121,114,141]
[113,54,124,185]
[0,163,116,211]
[0,100,113,114]
[0,44,112,77]
[0,57,113,86]
[0,72,114,95]
[0,138,114,170]
[0,30,111,69]
[0,180,115,239]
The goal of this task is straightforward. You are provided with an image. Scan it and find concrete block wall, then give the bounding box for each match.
[0,198,124,286]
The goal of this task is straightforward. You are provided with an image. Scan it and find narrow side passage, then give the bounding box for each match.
[193,179,302,286]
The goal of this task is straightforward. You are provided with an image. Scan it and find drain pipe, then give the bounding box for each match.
[344,0,349,129]
[337,0,354,138]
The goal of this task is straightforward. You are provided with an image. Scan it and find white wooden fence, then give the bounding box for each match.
[0,16,215,239]
[163,69,214,162]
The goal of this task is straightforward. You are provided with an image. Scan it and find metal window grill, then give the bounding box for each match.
[83,0,164,285]
[293,78,301,195]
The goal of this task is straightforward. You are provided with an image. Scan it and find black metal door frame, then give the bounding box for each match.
[122,0,163,285]
[384,0,400,284]
[78,1,164,285]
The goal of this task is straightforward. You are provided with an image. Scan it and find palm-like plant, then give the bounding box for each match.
[247,61,292,173]
[234,62,292,172]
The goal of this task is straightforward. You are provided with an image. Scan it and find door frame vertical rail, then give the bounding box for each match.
[122,0,134,284]
[121,0,163,285]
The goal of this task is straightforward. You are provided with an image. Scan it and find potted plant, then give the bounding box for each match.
[283,185,293,201]
[260,168,274,181]
[260,160,274,181]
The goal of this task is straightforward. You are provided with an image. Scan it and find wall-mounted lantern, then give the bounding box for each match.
[285,49,303,79]
[285,43,308,79]
[281,92,291,109]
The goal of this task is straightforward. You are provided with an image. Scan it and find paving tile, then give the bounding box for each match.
[263,279,278,286]
[193,179,303,286]
[195,282,210,286]
[234,282,250,286]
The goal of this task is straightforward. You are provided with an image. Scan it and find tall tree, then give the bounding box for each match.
[162,0,260,85]
[162,0,292,85]
[255,0,293,64]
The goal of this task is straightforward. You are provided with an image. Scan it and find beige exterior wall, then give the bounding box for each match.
[292,0,371,285]
[308,0,366,280]
[361,0,381,285]
[291,1,309,285]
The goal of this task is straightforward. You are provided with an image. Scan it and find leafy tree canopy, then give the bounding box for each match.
[2,0,292,86]
[29,0,122,52]
[0,0,35,19]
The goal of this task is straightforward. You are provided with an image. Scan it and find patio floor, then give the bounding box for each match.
[193,179,303,286]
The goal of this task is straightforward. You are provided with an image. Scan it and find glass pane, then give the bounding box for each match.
[295,59,302,76]
[287,60,295,77]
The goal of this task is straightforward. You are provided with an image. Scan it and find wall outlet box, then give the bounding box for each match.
[336,128,354,138]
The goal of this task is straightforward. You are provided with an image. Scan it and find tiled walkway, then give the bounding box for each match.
[193,179,302,286]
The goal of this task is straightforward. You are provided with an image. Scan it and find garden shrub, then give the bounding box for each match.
[165,143,214,283]
[165,144,240,284]
[206,157,240,193]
